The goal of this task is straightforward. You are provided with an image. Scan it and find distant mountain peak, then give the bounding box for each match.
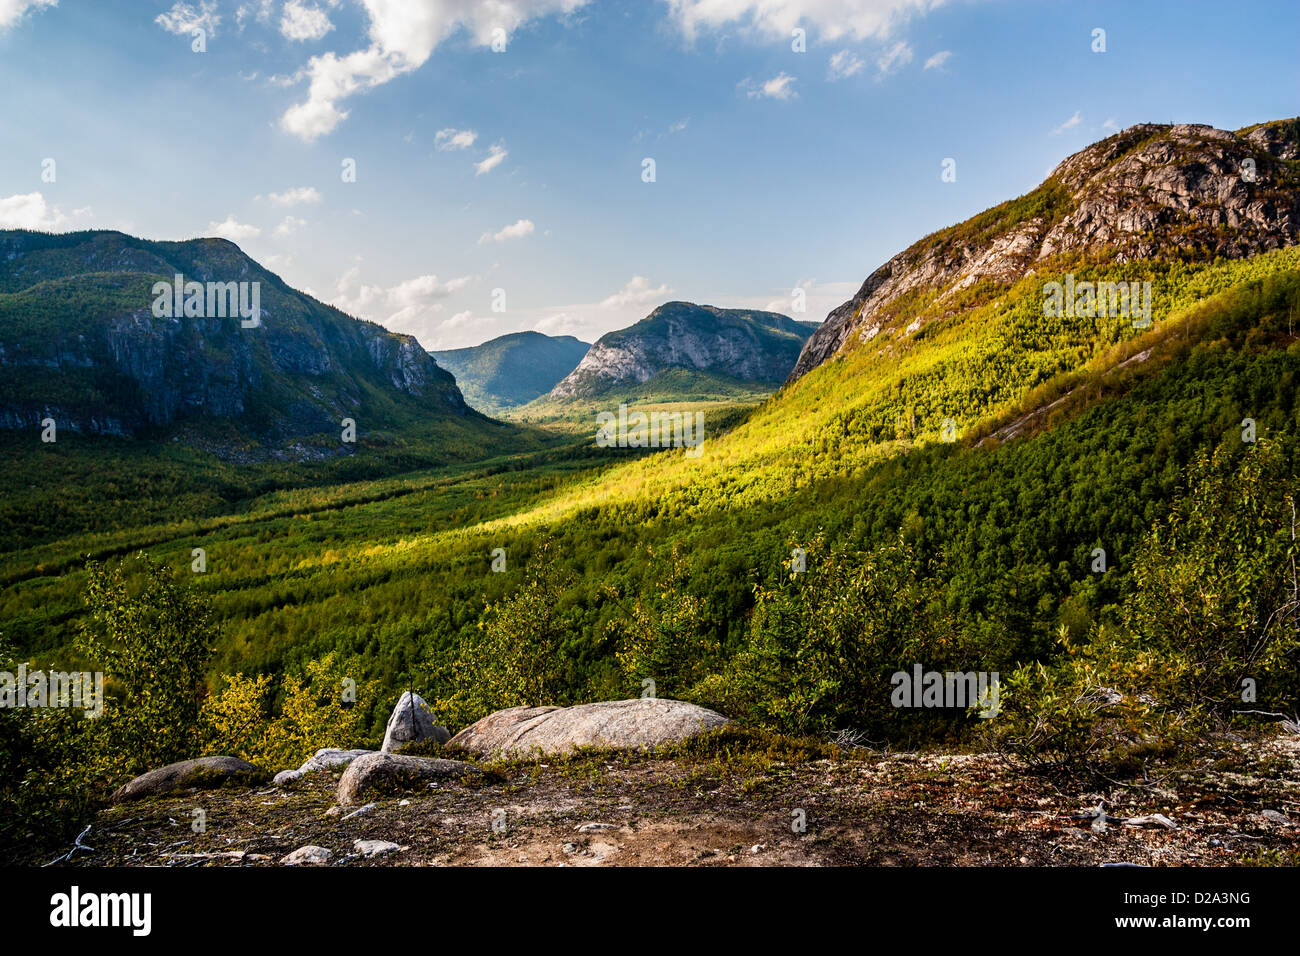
[548,301,812,400]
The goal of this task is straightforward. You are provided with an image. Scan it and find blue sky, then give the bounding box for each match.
[1,0,1297,349]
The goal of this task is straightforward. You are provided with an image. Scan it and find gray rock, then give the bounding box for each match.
[281,845,332,865]
[274,748,374,787]
[448,698,729,758]
[337,752,483,806]
[353,839,400,858]
[111,756,269,803]
[381,691,450,753]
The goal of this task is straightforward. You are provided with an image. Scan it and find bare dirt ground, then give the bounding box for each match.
[31,734,1300,868]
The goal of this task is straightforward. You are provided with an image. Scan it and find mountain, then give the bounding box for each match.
[0,230,472,445]
[431,331,590,413]
[548,301,812,400]
[792,119,1300,380]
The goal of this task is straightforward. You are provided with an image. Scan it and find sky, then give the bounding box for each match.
[1,0,1298,350]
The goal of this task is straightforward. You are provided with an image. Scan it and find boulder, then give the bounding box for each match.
[354,839,400,858]
[281,845,332,865]
[381,691,450,753]
[337,752,483,806]
[448,698,729,758]
[274,748,373,786]
[111,756,269,803]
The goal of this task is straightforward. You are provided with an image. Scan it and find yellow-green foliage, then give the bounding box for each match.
[200,653,377,770]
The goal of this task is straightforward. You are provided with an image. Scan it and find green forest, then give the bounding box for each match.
[3,243,1299,848]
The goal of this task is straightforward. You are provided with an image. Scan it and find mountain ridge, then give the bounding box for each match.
[791,118,1300,380]
[549,301,811,400]
[0,230,473,447]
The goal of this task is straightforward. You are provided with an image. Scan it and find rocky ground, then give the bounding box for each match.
[29,730,1300,868]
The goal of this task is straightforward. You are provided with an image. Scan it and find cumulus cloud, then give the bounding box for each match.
[668,0,953,44]
[273,216,308,237]
[331,266,474,337]
[0,0,56,32]
[474,143,508,175]
[280,0,589,142]
[266,186,323,206]
[478,218,534,243]
[0,191,71,229]
[875,40,912,76]
[827,49,865,81]
[280,0,333,42]
[435,127,477,150]
[600,276,673,309]
[744,72,797,100]
[1051,110,1082,135]
[923,49,951,69]
[206,215,261,241]
[155,1,220,37]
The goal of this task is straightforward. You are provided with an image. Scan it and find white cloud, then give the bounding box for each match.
[474,143,508,175]
[206,216,261,241]
[744,72,798,100]
[280,0,589,142]
[280,0,333,42]
[155,1,220,37]
[876,40,912,75]
[827,49,865,81]
[923,49,951,70]
[668,0,953,44]
[600,276,673,309]
[267,186,323,206]
[0,191,69,229]
[331,266,474,339]
[235,0,274,30]
[435,127,478,150]
[534,312,585,337]
[478,218,535,243]
[1102,116,1119,131]
[1051,110,1082,135]
[273,216,308,237]
[0,0,56,32]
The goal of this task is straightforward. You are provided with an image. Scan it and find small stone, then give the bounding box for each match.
[751,844,765,854]
[341,802,376,820]
[576,822,618,832]
[1262,809,1291,825]
[273,769,304,787]
[324,805,342,817]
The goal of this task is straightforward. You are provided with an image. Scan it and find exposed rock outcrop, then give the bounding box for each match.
[337,752,483,806]
[111,756,269,803]
[273,748,373,786]
[0,230,469,444]
[448,698,730,758]
[791,119,1300,380]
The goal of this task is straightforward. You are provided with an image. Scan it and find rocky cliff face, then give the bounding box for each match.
[550,302,812,399]
[791,118,1300,380]
[0,230,467,440]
